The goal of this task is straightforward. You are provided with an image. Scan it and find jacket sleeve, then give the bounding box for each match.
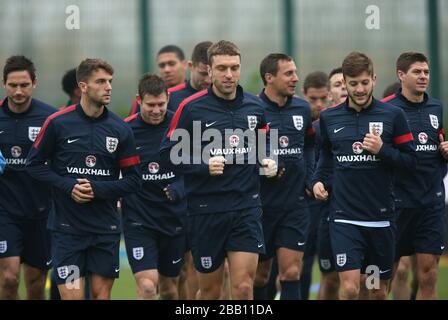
[90,126,142,199]
[377,108,417,170]
[304,111,316,191]
[311,113,334,190]
[160,104,209,175]
[26,119,77,194]
[0,150,5,174]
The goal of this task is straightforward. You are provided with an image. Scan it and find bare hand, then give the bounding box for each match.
[276,167,286,179]
[363,127,383,155]
[71,178,94,203]
[209,156,226,176]
[439,133,448,160]
[261,159,277,178]
[313,182,329,201]
[163,185,174,201]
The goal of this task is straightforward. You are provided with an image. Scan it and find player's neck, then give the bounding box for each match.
[348,96,373,112]
[212,85,236,100]
[264,87,288,107]
[80,96,104,118]
[401,87,424,103]
[7,98,32,114]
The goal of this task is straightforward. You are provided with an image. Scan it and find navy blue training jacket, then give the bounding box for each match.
[0,98,57,220]
[312,98,417,222]
[383,90,447,208]
[258,90,315,211]
[160,85,270,215]
[26,104,141,235]
[122,111,187,236]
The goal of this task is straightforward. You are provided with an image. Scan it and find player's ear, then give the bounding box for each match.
[78,81,87,93]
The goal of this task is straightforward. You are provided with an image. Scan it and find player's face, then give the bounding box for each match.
[344,71,376,108]
[398,61,429,96]
[210,55,240,98]
[190,62,211,90]
[328,73,347,104]
[3,71,35,107]
[139,93,168,125]
[81,69,112,106]
[270,60,299,97]
[304,87,329,118]
[157,53,187,88]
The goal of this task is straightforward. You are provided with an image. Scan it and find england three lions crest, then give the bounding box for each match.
[429,114,439,129]
[369,122,383,136]
[106,137,119,153]
[292,116,303,130]
[28,127,41,142]
[247,116,257,131]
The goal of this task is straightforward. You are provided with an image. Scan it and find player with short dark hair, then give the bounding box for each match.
[254,53,315,300]
[384,52,447,300]
[26,58,141,300]
[61,68,81,107]
[313,52,417,300]
[160,40,277,300]
[123,74,187,300]
[130,45,188,115]
[0,55,57,299]
[328,67,348,106]
[167,41,213,112]
[300,71,330,300]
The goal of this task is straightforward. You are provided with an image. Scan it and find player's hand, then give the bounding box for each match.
[313,182,329,201]
[363,127,383,155]
[439,134,448,160]
[276,167,286,179]
[71,179,94,203]
[209,156,226,176]
[163,184,176,202]
[261,159,277,178]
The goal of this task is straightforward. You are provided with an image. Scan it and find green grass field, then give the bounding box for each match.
[17,241,448,299]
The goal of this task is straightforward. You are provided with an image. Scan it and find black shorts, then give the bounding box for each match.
[51,231,120,285]
[188,207,264,273]
[0,213,51,270]
[396,202,447,260]
[317,202,335,273]
[124,223,186,277]
[330,221,395,280]
[259,206,309,261]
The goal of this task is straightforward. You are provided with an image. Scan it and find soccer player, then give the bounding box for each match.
[168,41,212,112]
[315,68,348,300]
[300,71,329,300]
[384,52,447,299]
[160,40,277,300]
[328,67,348,106]
[123,74,187,300]
[61,68,81,107]
[253,53,314,300]
[0,55,57,299]
[312,52,416,300]
[26,58,141,300]
[49,67,87,300]
[130,45,188,115]
[157,45,188,89]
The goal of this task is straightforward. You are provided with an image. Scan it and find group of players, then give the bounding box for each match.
[0,39,446,300]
